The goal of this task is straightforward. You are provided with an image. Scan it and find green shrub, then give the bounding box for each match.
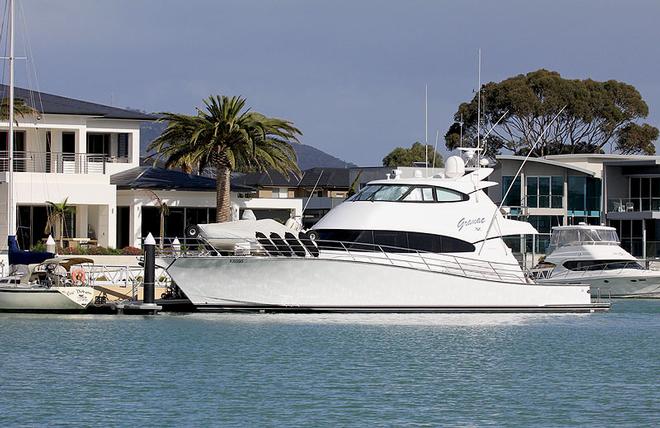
[31,242,47,252]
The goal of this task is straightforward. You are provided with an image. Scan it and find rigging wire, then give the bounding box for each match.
[477,105,568,255]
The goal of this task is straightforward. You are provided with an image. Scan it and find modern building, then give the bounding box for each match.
[491,153,654,258]
[1,86,302,250]
[603,157,660,258]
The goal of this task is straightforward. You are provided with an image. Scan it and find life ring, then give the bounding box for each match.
[71,268,86,285]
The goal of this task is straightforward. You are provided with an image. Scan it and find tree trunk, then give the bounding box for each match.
[216,164,232,222]
[59,215,64,249]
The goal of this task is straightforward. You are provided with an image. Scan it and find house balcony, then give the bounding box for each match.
[0,151,130,175]
[607,197,660,221]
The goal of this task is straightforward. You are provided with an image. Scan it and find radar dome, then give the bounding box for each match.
[444,156,465,178]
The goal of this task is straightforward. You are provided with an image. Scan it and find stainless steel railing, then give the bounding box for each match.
[0,151,131,174]
[152,235,532,285]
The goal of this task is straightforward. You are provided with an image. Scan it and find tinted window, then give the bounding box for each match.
[316,229,475,253]
[563,259,643,271]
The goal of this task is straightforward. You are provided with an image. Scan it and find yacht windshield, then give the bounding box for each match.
[350,185,382,201]
[551,228,619,248]
[348,184,466,203]
[372,185,411,201]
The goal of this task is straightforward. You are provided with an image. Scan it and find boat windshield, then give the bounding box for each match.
[550,228,619,248]
[348,184,466,203]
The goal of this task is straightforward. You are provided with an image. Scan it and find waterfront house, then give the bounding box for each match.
[0,86,302,250]
[0,85,152,250]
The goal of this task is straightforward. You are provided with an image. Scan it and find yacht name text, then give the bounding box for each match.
[457,217,486,232]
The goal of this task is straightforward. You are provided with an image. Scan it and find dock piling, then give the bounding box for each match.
[143,233,156,305]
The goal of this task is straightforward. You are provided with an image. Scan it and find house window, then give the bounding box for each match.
[272,188,288,198]
[117,133,129,158]
[502,176,521,207]
[62,132,75,153]
[526,176,563,208]
[568,176,601,218]
[87,133,111,156]
[0,130,26,152]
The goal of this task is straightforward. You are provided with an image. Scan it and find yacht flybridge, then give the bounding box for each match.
[535,225,660,298]
[158,156,607,313]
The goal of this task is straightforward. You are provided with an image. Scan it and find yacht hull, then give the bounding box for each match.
[164,257,604,312]
[0,286,95,312]
[539,272,660,298]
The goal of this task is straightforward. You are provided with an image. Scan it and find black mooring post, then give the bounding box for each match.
[143,232,156,305]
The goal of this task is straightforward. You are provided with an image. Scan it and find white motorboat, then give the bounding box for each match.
[0,257,95,312]
[534,225,660,298]
[158,156,607,313]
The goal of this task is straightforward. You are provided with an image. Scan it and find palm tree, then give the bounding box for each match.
[0,98,36,122]
[144,190,170,249]
[44,198,74,248]
[149,95,301,222]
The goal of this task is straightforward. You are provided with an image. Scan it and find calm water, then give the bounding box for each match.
[1,301,659,427]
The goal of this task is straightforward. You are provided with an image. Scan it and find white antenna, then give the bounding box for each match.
[424,84,428,177]
[476,48,481,166]
[7,0,15,238]
[432,130,439,169]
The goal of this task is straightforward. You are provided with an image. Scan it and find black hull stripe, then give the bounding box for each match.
[0,289,60,294]
[193,304,610,314]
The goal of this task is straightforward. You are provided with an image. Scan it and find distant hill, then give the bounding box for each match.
[292,144,356,169]
[140,121,355,170]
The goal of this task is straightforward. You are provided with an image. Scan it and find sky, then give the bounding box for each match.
[7,0,660,165]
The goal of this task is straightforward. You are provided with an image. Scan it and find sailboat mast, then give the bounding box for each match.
[7,0,15,237]
[424,84,428,177]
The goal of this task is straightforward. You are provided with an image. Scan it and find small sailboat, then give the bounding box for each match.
[0,237,94,311]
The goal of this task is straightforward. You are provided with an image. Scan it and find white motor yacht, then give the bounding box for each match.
[158,156,606,313]
[534,225,660,298]
[0,257,95,312]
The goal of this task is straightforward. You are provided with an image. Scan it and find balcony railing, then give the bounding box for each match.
[608,197,660,213]
[0,151,130,174]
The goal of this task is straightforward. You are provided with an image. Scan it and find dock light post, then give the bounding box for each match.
[143,232,156,305]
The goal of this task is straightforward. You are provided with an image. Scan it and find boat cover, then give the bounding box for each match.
[8,235,54,266]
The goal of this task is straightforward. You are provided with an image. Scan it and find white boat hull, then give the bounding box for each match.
[539,270,660,298]
[164,256,602,312]
[0,286,95,311]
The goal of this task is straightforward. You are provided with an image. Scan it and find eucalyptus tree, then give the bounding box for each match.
[382,142,444,167]
[149,95,301,222]
[445,69,659,157]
